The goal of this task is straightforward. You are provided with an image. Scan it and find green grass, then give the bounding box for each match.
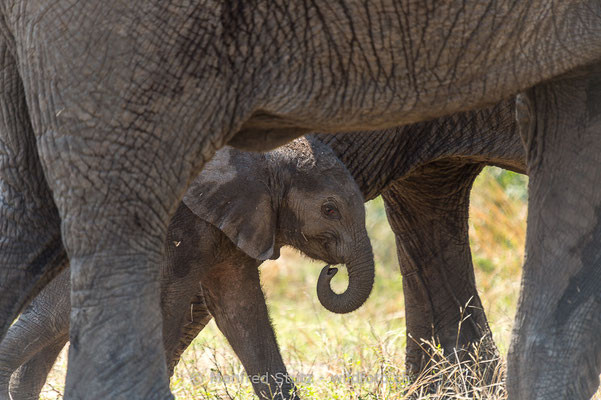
[39,166,595,399]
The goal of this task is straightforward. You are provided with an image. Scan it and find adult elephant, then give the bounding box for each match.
[0,2,600,399]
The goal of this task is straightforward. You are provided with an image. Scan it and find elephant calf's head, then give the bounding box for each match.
[183,137,374,314]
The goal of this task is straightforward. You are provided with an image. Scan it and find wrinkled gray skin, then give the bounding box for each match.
[0,99,526,399]
[324,69,601,400]
[0,137,373,400]
[508,64,601,400]
[317,97,527,378]
[1,2,601,399]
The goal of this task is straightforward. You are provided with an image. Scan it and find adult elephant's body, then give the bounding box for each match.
[0,1,600,399]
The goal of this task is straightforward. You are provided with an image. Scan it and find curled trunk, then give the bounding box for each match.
[316,239,375,314]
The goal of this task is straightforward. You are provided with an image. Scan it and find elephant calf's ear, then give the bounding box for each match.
[182,148,276,261]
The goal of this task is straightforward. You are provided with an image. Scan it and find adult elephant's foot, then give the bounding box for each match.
[507,64,601,399]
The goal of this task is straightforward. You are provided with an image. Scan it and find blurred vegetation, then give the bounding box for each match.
[44,166,594,399]
[468,168,527,355]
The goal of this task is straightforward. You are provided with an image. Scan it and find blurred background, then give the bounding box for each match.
[41,167,529,399]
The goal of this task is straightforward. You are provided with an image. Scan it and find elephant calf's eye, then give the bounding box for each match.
[321,202,341,220]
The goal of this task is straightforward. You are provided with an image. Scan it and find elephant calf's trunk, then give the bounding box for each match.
[316,243,374,314]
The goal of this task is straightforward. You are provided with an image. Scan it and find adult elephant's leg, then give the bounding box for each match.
[36,134,208,399]
[382,161,498,378]
[508,64,601,399]
[30,96,214,398]
[8,337,68,400]
[0,269,70,400]
[201,260,297,400]
[41,145,195,399]
[0,41,65,341]
[12,3,235,397]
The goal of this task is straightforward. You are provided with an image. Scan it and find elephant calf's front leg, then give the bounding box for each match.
[201,259,297,400]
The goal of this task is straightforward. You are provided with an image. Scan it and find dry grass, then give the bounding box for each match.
[399,340,506,400]
[35,167,591,399]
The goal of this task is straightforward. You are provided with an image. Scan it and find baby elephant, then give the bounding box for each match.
[0,137,374,400]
